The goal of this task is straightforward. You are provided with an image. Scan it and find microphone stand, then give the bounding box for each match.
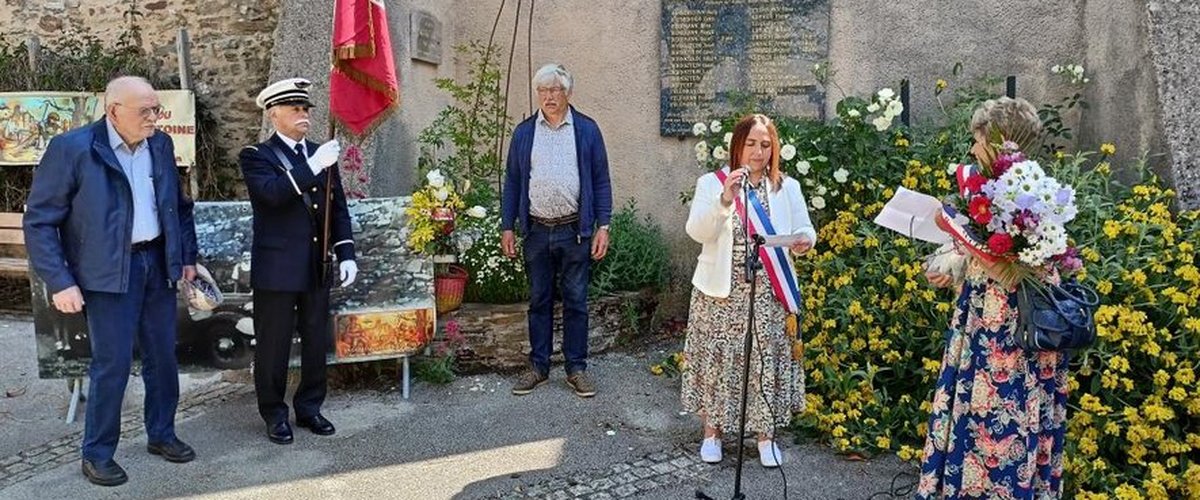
[697,172,765,500]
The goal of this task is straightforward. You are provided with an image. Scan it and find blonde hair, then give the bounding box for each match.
[970,97,1042,152]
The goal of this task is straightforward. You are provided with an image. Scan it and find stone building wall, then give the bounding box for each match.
[263,0,458,200]
[2,0,1194,215]
[452,0,1118,274]
[0,0,282,183]
[1146,1,1200,209]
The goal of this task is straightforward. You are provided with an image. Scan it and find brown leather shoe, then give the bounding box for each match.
[511,368,549,395]
[566,371,597,398]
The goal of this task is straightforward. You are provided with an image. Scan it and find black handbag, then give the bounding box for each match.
[1014,279,1100,351]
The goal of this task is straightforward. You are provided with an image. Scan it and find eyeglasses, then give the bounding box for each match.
[536,86,566,96]
[115,103,163,119]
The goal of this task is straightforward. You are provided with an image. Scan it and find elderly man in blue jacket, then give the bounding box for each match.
[501,64,612,398]
[24,76,198,487]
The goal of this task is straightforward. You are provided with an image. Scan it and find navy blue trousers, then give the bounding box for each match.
[252,288,330,425]
[523,222,592,375]
[80,244,179,462]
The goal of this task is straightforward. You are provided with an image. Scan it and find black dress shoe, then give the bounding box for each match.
[267,420,294,444]
[147,438,196,463]
[296,414,336,436]
[82,459,127,487]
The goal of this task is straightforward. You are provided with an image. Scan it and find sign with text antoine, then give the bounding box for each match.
[660,0,830,136]
[0,90,195,166]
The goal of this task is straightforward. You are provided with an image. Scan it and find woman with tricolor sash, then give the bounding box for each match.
[681,114,816,467]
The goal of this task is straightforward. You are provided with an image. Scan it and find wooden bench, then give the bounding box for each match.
[0,212,28,276]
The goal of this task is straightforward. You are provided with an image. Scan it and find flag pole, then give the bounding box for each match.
[321,120,336,287]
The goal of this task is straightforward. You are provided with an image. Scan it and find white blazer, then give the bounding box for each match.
[685,172,817,299]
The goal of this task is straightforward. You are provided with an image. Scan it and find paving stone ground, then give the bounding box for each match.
[0,317,914,499]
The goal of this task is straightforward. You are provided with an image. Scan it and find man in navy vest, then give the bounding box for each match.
[24,76,198,486]
[239,78,357,445]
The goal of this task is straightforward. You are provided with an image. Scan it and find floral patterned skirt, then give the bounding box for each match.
[916,273,1069,499]
[681,247,805,434]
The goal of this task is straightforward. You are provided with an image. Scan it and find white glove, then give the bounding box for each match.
[339,259,358,288]
[308,139,341,175]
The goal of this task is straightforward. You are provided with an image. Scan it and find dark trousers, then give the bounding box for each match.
[80,243,178,462]
[252,288,330,424]
[524,222,592,375]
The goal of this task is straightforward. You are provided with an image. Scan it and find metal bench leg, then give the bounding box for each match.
[65,378,82,423]
[402,356,410,400]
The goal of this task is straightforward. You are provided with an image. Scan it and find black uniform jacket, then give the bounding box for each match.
[239,134,355,292]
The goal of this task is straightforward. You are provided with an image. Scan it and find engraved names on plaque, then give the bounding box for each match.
[660,0,829,136]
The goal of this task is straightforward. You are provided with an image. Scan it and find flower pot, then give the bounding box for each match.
[434,264,469,313]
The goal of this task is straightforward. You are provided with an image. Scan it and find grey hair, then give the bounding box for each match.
[104,76,154,105]
[532,63,573,94]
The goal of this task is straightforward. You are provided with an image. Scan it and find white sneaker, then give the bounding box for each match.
[758,440,783,468]
[700,437,722,463]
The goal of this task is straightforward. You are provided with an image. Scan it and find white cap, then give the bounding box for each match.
[255,78,313,110]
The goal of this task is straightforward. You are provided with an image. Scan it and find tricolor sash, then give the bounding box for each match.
[714,167,803,314]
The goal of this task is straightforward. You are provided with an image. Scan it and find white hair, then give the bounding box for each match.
[104,76,154,105]
[532,63,573,94]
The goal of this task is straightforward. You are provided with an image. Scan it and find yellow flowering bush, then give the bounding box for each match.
[1058,162,1200,498]
[685,76,1198,496]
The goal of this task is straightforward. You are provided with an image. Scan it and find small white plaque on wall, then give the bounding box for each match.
[410,10,442,65]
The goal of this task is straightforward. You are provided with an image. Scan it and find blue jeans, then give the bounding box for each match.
[80,244,179,462]
[524,222,591,375]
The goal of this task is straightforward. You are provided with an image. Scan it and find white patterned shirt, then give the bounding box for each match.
[529,110,580,219]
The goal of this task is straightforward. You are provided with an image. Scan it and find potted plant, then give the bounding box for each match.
[405,169,487,312]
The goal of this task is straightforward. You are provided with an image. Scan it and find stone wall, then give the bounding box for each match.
[264,0,459,199]
[1080,0,1168,186]
[0,0,282,178]
[450,0,1195,267]
[3,0,1193,239]
[451,290,659,371]
[1145,1,1200,209]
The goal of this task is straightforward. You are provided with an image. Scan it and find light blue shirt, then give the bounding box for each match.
[529,109,580,219]
[106,120,160,244]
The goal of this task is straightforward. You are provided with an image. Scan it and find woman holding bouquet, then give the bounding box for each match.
[682,114,816,467]
[918,97,1072,498]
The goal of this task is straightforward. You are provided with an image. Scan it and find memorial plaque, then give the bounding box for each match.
[411,10,443,65]
[660,0,829,136]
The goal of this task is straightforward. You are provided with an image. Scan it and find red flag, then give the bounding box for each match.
[330,0,400,137]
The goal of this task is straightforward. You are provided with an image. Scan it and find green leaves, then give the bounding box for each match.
[590,200,671,296]
[417,41,511,201]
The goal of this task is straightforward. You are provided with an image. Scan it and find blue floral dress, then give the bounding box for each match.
[916,259,1070,499]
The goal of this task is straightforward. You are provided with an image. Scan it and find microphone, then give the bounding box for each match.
[738,165,750,192]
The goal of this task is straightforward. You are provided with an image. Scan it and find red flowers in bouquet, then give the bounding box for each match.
[987,233,1013,255]
[968,196,993,225]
